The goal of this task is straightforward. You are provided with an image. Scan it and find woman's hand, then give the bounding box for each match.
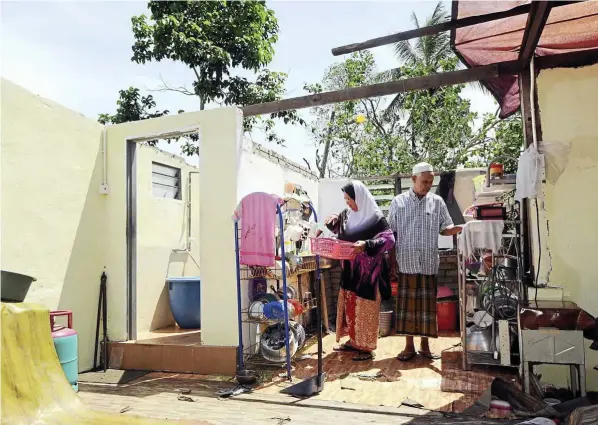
[325,215,338,226]
[353,241,366,254]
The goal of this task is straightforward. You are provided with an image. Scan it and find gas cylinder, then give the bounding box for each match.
[50,310,78,392]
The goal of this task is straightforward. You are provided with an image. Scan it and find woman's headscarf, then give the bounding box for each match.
[342,181,384,233]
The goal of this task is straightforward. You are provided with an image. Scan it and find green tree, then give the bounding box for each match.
[305,51,411,178]
[99,0,305,155]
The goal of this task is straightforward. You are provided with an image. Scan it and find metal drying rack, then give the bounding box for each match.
[234,196,324,396]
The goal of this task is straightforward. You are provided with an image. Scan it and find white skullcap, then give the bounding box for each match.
[412,162,434,176]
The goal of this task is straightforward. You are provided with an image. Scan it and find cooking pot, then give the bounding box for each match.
[466,326,493,352]
[260,324,298,363]
[271,284,296,300]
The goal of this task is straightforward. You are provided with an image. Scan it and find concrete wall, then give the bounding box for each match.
[1,79,106,372]
[535,63,598,390]
[135,145,200,334]
[238,143,319,207]
[1,79,206,370]
[103,108,242,347]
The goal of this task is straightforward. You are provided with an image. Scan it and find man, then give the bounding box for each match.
[388,162,462,361]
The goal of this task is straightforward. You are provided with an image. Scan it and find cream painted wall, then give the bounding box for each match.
[238,143,319,207]
[104,108,242,346]
[535,63,598,390]
[134,145,200,334]
[1,79,106,372]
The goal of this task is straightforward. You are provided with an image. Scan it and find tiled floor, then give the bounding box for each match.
[102,333,518,414]
[132,326,202,346]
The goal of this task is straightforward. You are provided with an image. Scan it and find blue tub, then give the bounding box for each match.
[167,277,201,329]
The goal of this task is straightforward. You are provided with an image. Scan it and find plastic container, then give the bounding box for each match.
[50,310,78,392]
[310,237,355,260]
[437,300,458,332]
[167,276,201,329]
[1,270,36,302]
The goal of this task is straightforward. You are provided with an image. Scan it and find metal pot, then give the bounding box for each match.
[260,324,298,363]
[466,326,493,352]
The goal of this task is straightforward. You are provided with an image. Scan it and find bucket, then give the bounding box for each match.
[437,300,457,332]
[167,277,201,329]
[379,311,393,337]
[50,310,78,392]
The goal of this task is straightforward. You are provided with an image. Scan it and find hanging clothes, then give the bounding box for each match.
[232,192,282,267]
[515,145,542,202]
[435,170,465,225]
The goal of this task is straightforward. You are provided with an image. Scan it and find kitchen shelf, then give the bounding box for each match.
[458,208,526,373]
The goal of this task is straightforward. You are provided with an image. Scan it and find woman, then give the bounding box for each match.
[325,181,395,361]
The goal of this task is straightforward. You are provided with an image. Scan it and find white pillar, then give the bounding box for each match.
[198,107,243,346]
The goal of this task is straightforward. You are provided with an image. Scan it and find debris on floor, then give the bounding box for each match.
[215,385,252,399]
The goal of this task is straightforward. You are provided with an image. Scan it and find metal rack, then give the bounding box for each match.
[234,199,322,382]
[458,201,527,372]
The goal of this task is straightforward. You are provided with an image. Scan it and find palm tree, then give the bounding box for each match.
[383,2,491,155]
[395,2,452,71]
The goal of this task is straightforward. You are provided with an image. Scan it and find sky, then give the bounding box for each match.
[1,0,498,168]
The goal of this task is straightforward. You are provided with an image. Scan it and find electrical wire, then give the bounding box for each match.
[534,199,542,307]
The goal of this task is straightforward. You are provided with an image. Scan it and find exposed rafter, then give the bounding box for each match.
[243,62,518,117]
[331,1,578,56]
[242,49,598,117]
[519,1,554,68]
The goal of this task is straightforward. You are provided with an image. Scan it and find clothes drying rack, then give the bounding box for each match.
[234,197,324,395]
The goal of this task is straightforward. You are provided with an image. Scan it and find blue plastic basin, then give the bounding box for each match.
[166,277,201,329]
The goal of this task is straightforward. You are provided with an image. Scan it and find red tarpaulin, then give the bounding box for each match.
[452,1,598,118]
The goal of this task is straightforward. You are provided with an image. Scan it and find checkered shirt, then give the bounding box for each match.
[388,189,453,275]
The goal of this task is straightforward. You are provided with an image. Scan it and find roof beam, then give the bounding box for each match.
[242,61,519,117]
[332,4,535,56]
[518,1,554,68]
[332,1,580,57]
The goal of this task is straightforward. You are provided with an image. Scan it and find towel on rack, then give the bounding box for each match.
[232,192,282,267]
[457,220,504,259]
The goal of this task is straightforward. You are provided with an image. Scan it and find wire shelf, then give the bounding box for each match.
[238,260,317,280]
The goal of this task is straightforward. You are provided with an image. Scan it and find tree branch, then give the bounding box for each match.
[149,75,197,97]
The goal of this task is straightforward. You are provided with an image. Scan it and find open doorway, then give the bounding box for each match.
[125,128,200,343]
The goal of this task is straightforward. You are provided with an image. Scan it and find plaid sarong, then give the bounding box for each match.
[395,273,438,338]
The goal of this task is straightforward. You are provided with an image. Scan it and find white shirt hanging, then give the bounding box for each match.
[515,145,542,202]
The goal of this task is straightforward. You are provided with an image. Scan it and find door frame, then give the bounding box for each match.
[125,125,201,340]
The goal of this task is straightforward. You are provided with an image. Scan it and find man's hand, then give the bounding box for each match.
[440,225,463,236]
[353,241,366,254]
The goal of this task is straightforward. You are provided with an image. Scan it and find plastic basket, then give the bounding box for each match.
[310,237,355,260]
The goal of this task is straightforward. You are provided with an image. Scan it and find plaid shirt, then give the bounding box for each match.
[388,189,453,275]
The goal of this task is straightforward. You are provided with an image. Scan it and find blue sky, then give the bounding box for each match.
[1,0,497,167]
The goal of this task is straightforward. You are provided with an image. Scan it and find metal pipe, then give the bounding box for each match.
[186,171,200,251]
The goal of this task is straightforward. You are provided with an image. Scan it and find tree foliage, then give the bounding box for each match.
[99,0,305,155]
[305,52,524,177]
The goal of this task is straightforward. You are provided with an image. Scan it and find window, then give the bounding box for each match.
[151,162,181,200]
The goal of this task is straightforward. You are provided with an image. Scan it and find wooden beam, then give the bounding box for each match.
[331,1,579,56]
[519,1,553,68]
[243,61,519,117]
[332,4,538,56]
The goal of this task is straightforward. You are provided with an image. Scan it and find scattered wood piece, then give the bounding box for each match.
[119,406,131,414]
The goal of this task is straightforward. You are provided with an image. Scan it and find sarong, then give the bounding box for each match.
[395,273,438,338]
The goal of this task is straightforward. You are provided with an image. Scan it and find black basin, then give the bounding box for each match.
[1,270,36,302]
